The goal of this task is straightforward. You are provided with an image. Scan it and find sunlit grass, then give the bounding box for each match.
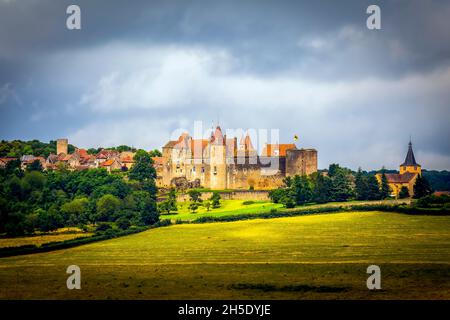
[1,211,449,299]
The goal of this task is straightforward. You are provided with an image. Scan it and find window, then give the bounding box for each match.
[213,166,217,175]
[201,167,205,173]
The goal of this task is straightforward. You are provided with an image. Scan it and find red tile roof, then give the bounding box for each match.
[152,156,165,166]
[100,159,115,167]
[384,172,417,184]
[261,144,297,157]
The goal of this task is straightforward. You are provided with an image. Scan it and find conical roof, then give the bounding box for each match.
[401,141,419,166]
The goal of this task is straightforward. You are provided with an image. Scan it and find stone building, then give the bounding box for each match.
[56,138,68,155]
[158,126,318,190]
[376,140,421,198]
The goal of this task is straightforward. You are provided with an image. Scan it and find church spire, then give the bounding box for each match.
[401,140,419,167]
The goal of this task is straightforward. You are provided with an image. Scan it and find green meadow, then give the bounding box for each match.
[162,199,283,221]
[161,199,408,222]
[1,211,450,299]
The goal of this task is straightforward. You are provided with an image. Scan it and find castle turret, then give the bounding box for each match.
[285,148,318,177]
[56,138,68,155]
[399,140,421,175]
[209,126,227,189]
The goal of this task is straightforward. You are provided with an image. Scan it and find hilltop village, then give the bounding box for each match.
[0,126,318,191]
[0,130,439,198]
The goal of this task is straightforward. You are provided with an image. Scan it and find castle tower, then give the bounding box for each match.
[56,138,68,155]
[399,140,421,175]
[286,148,318,177]
[209,126,227,189]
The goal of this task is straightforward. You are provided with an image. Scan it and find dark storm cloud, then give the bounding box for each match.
[0,0,449,170]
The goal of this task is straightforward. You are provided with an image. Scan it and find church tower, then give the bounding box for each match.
[209,126,227,189]
[399,140,421,175]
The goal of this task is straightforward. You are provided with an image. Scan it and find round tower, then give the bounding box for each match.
[209,126,227,190]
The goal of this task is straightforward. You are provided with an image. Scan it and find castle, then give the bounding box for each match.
[376,140,421,198]
[155,126,318,190]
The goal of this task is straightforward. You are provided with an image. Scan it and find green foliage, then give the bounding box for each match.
[116,217,131,230]
[96,194,121,222]
[380,172,392,199]
[399,186,410,199]
[210,191,221,208]
[0,139,77,158]
[416,194,450,208]
[366,175,382,200]
[148,149,162,157]
[188,189,202,213]
[203,200,211,211]
[242,200,255,205]
[188,189,202,202]
[26,159,43,172]
[268,189,285,204]
[95,222,112,232]
[128,149,156,182]
[328,164,354,202]
[413,174,433,199]
[60,197,89,226]
[189,202,199,213]
[0,155,159,235]
[422,170,450,191]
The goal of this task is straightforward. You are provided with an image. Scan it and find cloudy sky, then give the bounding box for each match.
[0,0,449,170]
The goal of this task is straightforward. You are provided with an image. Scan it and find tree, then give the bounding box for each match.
[291,175,313,205]
[130,190,158,225]
[148,149,162,157]
[27,159,43,172]
[128,149,156,181]
[366,175,382,200]
[354,168,368,200]
[380,172,392,199]
[268,188,286,204]
[329,165,354,202]
[37,208,62,232]
[312,172,332,203]
[158,200,172,215]
[210,191,221,208]
[116,217,131,230]
[188,189,202,202]
[413,175,433,199]
[203,200,211,211]
[399,186,410,199]
[188,189,202,213]
[61,197,89,226]
[167,188,177,212]
[189,202,199,213]
[96,194,121,222]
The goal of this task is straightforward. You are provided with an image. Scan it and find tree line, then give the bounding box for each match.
[269,164,433,207]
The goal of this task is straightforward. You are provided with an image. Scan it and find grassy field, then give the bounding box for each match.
[0,228,93,249]
[1,211,449,299]
[161,199,409,222]
[162,199,283,221]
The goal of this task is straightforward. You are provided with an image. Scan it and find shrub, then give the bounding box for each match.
[95,222,112,232]
[242,200,255,205]
[116,217,131,230]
